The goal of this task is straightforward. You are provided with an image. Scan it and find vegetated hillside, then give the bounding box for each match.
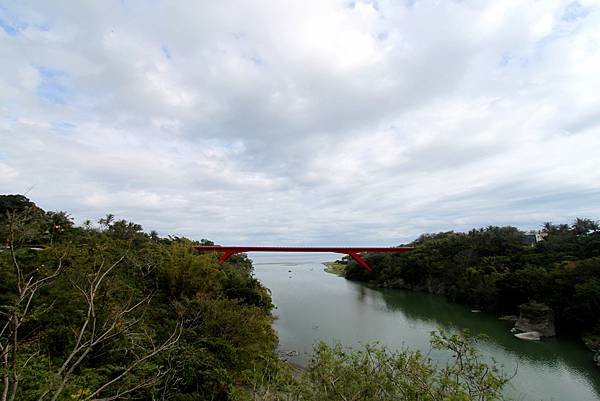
[1,194,521,400]
[0,195,276,401]
[345,223,600,346]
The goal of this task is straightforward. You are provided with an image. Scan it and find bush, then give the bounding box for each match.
[244,330,512,401]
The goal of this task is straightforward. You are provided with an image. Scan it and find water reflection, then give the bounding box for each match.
[359,282,600,398]
[252,256,600,401]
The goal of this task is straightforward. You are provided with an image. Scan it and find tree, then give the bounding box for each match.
[0,196,35,216]
[106,219,143,240]
[44,211,73,244]
[247,330,512,401]
[97,214,115,229]
[1,196,280,400]
[0,213,64,401]
[0,211,181,401]
[571,218,600,236]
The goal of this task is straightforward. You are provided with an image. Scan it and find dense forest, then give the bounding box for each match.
[344,221,600,354]
[0,195,277,400]
[0,194,522,400]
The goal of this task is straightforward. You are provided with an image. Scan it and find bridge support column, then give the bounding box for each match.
[194,246,413,271]
[218,250,238,263]
[347,252,372,272]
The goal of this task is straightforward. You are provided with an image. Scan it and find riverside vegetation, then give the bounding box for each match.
[0,194,276,401]
[2,194,518,400]
[343,222,600,361]
[322,262,346,276]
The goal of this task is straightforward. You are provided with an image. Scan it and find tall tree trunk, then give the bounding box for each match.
[1,346,9,401]
[8,316,18,401]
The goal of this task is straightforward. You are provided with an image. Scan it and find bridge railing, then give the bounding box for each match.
[193,246,413,271]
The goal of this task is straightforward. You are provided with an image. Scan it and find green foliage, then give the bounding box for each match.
[242,330,511,401]
[0,195,278,401]
[0,194,36,214]
[345,221,600,339]
[0,195,577,400]
[322,262,346,276]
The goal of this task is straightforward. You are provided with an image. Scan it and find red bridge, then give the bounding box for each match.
[193,246,413,271]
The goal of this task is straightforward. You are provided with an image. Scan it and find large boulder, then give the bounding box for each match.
[515,331,541,341]
[514,302,556,337]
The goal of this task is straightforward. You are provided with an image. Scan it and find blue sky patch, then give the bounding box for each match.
[562,1,589,22]
[36,66,70,104]
[161,45,171,60]
[0,5,27,36]
[52,121,77,131]
[499,52,513,67]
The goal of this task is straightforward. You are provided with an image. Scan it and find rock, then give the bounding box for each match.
[499,315,518,322]
[515,331,541,341]
[383,277,405,288]
[277,349,299,359]
[514,302,555,337]
[425,276,446,295]
[582,334,600,353]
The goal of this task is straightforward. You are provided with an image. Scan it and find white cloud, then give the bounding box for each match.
[0,0,599,245]
[0,163,18,184]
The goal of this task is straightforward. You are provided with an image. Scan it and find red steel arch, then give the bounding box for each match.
[193,246,413,271]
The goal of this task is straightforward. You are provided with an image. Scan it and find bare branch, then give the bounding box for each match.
[0,320,11,344]
[21,351,39,370]
[2,343,8,401]
[8,317,18,401]
[92,370,165,401]
[8,213,23,294]
[93,256,126,295]
[85,322,182,401]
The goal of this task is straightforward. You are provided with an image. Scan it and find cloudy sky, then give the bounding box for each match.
[1,0,599,246]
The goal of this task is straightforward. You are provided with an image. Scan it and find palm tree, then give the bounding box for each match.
[98,213,115,228]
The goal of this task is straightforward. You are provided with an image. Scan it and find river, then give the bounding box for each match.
[251,253,600,401]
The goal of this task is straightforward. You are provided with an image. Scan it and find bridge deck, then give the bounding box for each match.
[193,246,413,271]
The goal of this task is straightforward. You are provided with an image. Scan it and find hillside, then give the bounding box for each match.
[0,194,531,400]
[0,195,277,400]
[344,223,600,356]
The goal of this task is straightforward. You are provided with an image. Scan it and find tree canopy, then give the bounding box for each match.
[344,221,600,346]
[0,195,524,400]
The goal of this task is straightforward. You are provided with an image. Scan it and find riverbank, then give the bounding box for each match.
[253,257,600,401]
[358,272,600,364]
[341,224,600,368]
[322,261,346,276]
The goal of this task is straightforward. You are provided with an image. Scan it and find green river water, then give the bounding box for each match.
[251,253,600,401]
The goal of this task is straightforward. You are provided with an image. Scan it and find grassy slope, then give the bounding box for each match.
[323,261,347,276]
